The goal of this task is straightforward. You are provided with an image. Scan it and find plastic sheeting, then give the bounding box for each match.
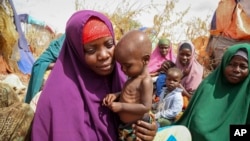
[9,0,35,74]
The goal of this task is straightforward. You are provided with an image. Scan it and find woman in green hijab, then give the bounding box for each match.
[25,34,65,103]
[175,43,250,141]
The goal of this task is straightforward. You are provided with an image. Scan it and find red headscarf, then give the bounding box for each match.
[82,17,112,44]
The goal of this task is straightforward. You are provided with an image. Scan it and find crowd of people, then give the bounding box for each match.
[1,9,250,141]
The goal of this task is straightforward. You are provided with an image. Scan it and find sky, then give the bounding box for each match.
[13,0,220,36]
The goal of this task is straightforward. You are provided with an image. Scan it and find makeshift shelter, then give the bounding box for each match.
[0,0,19,74]
[206,0,250,69]
[0,0,54,74]
[9,0,35,74]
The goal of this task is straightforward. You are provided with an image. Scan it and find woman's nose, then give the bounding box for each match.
[97,48,110,60]
[232,65,240,73]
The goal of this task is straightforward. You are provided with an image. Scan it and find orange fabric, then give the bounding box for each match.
[182,96,189,110]
[214,0,250,39]
[175,111,183,121]
[0,55,13,74]
[82,17,112,44]
[153,96,160,103]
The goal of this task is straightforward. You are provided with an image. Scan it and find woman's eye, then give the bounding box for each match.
[239,65,248,70]
[105,41,114,49]
[106,44,114,49]
[85,48,95,54]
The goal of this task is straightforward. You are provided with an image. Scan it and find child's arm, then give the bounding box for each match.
[179,84,192,99]
[102,92,121,107]
[155,92,183,119]
[150,71,159,77]
[111,77,153,114]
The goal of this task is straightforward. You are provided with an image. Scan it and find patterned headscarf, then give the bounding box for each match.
[148,38,176,73]
[31,10,126,141]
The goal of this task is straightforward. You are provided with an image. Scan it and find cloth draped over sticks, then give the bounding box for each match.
[0,82,34,140]
[0,1,19,73]
[206,0,250,68]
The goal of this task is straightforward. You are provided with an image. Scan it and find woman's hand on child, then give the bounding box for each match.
[133,114,157,141]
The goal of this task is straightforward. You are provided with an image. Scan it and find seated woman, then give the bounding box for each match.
[156,40,204,109]
[176,40,204,109]
[175,43,250,141]
[148,38,176,99]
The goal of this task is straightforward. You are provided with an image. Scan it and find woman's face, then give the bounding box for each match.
[224,55,249,84]
[178,48,192,66]
[83,36,115,76]
[159,44,170,57]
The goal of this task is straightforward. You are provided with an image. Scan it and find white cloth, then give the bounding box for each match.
[1,74,26,90]
[155,87,183,119]
[30,91,42,112]
[153,125,192,141]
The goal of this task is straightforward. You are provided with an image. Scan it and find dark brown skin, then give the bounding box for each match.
[132,114,157,141]
[104,30,153,123]
[95,30,157,141]
[224,55,249,84]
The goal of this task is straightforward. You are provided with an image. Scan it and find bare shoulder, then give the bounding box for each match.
[141,75,153,87]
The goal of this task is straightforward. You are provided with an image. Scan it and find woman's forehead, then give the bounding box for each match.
[231,55,248,62]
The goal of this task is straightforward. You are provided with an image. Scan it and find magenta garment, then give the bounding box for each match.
[148,43,176,73]
[176,40,203,91]
[31,10,126,141]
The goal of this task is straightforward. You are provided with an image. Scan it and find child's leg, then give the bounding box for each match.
[118,123,135,141]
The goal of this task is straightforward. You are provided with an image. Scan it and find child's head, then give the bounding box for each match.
[165,67,183,91]
[115,30,152,77]
[158,38,170,57]
[178,42,192,66]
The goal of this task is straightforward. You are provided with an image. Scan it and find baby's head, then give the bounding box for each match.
[166,67,183,91]
[115,30,152,77]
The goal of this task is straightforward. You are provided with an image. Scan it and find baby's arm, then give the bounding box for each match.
[102,92,120,107]
[155,93,183,119]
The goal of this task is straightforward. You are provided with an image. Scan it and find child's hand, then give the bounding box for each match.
[187,89,195,96]
[161,60,175,73]
[178,84,184,89]
[102,93,117,106]
[109,102,122,112]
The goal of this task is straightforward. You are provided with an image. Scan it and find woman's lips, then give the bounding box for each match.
[98,64,112,71]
